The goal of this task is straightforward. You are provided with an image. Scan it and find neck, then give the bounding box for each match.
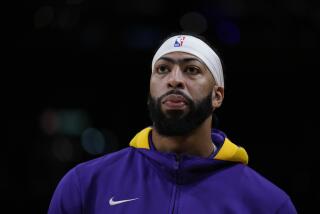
[152,117,215,158]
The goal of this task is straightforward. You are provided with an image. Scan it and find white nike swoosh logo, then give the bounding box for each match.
[109,196,139,206]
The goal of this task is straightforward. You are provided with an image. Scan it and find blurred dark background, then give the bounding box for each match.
[5,0,319,213]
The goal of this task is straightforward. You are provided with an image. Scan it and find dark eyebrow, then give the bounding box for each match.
[157,56,203,64]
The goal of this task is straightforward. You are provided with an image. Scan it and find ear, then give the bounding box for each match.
[212,86,224,109]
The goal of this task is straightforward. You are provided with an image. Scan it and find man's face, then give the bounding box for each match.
[148,52,216,136]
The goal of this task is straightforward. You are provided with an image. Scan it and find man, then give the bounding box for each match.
[48,34,297,213]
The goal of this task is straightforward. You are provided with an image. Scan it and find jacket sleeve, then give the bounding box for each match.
[48,168,83,214]
[276,198,297,214]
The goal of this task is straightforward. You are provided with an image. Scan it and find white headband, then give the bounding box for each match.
[151,35,224,88]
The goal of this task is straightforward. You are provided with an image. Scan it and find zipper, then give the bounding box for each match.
[171,154,181,214]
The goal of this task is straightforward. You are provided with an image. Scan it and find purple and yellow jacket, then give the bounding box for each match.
[48,127,297,214]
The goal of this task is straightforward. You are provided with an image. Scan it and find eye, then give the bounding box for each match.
[185,66,200,75]
[156,65,170,74]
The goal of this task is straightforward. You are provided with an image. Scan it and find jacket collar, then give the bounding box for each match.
[129,127,248,165]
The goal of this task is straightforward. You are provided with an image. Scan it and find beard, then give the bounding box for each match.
[148,90,213,136]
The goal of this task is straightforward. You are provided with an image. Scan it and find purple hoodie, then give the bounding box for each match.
[48,127,297,213]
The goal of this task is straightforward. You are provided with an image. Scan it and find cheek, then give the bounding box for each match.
[188,79,212,99]
[149,77,162,97]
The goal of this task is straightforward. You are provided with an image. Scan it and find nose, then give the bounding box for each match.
[167,66,185,89]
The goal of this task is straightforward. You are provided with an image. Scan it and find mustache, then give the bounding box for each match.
[159,90,192,105]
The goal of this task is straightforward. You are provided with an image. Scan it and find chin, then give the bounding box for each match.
[164,109,188,119]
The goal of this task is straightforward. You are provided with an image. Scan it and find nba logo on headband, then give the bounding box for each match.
[174,36,186,47]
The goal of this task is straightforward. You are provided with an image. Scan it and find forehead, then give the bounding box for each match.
[156,52,204,64]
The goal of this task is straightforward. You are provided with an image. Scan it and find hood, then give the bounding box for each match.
[129,127,248,165]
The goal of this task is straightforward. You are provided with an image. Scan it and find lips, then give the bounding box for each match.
[162,94,188,110]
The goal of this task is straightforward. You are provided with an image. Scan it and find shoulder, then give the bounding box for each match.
[216,163,289,199]
[48,147,143,213]
[72,147,139,177]
[51,147,143,198]
[238,165,296,211]
[241,165,287,196]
